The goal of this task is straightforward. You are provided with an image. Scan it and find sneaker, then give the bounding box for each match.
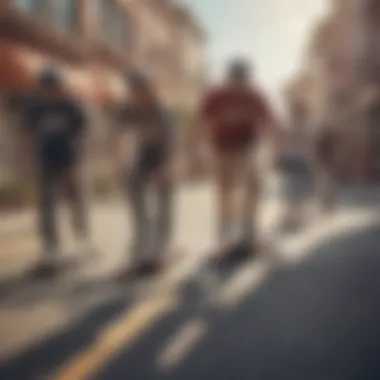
[140,258,165,276]
[115,258,164,282]
[30,257,63,280]
[209,242,236,268]
[115,263,142,282]
[233,239,255,260]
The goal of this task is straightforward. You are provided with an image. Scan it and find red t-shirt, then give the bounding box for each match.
[199,84,271,152]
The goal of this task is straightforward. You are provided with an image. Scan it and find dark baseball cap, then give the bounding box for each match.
[37,67,62,88]
[228,58,251,78]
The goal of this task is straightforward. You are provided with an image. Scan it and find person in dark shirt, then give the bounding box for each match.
[114,71,176,278]
[22,68,90,277]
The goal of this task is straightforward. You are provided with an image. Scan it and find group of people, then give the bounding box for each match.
[20,58,338,279]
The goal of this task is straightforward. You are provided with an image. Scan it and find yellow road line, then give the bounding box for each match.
[52,294,177,380]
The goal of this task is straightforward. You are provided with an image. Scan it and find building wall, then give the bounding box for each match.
[354,0,380,179]
[0,0,207,193]
[172,6,206,111]
[0,0,206,104]
[284,0,380,180]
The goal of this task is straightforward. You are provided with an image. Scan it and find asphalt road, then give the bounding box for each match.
[1,220,380,379]
[1,184,380,380]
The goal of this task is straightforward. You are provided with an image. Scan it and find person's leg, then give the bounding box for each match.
[63,164,89,243]
[153,166,174,262]
[240,152,259,246]
[37,163,59,257]
[214,152,236,253]
[125,163,150,264]
[143,169,174,271]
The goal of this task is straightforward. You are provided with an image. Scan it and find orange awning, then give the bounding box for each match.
[0,41,127,104]
[93,67,127,104]
[0,40,100,103]
[0,40,42,90]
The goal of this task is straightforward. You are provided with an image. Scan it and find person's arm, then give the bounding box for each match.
[186,91,213,175]
[71,100,88,155]
[254,89,284,155]
[156,106,179,181]
[112,105,136,181]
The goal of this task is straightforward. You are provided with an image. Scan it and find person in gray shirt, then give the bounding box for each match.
[114,72,176,278]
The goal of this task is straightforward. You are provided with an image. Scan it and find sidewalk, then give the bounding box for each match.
[1,182,380,366]
[0,182,283,281]
[0,210,35,237]
[1,180,379,280]
[0,183,282,362]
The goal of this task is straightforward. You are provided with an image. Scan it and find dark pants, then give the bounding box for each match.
[37,160,88,253]
[125,146,174,260]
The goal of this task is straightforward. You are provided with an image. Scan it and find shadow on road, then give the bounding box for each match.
[95,223,380,380]
[1,297,133,379]
[2,222,380,380]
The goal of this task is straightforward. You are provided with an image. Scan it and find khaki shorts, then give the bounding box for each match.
[213,150,258,188]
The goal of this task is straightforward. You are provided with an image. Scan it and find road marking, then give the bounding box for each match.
[156,260,271,372]
[218,260,270,312]
[281,210,380,264]
[157,317,206,372]
[52,294,177,380]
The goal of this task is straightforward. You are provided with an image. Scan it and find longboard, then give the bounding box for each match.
[191,239,278,312]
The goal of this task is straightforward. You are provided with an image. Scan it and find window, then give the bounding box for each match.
[51,0,78,31]
[99,0,129,49]
[15,0,44,13]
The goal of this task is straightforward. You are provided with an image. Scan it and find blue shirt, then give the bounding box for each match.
[23,96,86,166]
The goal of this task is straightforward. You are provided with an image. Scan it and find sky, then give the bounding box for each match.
[181,0,329,111]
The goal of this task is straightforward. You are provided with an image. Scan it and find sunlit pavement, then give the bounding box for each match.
[1,182,380,379]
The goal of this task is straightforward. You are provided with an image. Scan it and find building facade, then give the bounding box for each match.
[0,0,207,194]
[0,0,206,104]
[351,0,380,179]
[284,0,380,181]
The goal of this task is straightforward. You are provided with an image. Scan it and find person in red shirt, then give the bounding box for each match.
[188,59,278,263]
